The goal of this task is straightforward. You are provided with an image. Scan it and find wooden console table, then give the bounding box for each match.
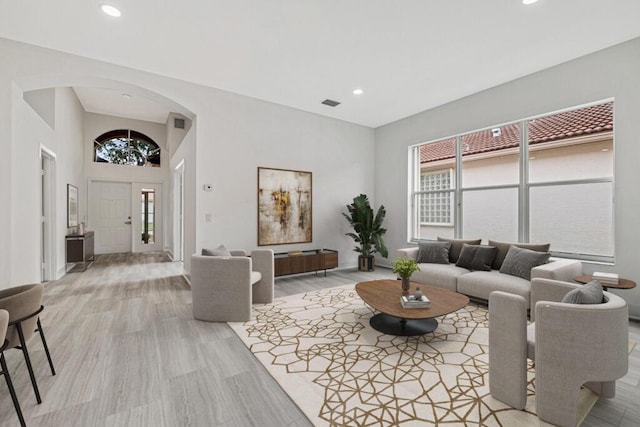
[274,249,338,277]
[65,231,95,272]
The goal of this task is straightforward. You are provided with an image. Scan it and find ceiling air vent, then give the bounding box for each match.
[321,99,341,107]
[174,118,185,129]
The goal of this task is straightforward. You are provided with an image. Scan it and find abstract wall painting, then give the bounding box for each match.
[258,167,312,245]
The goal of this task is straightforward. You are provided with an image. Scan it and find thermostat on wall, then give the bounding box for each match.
[203,184,213,191]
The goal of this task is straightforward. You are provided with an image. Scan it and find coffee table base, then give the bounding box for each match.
[369,313,438,336]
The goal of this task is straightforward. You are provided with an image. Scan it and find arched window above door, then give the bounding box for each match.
[94,129,161,167]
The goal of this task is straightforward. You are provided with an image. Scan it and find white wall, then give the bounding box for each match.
[0,37,376,287]
[0,80,11,287]
[53,88,86,277]
[375,37,640,318]
[170,123,197,272]
[194,91,375,269]
[10,83,53,284]
[84,113,168,184]
[8,85,85,283]
[84,113,170,254]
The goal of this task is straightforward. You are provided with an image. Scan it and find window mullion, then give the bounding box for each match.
[519,120,529,242]
[454,135,463,238]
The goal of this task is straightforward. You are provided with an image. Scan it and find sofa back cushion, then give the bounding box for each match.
[437,237,482,263]
[499,246,550,280]
[417,241,451,264]
[489,240,550,270]
[455,244,497,271]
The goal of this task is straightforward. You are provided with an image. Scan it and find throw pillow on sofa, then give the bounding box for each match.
[437,237,482,263]
[561,280,604,304]
[416,241,451,264]
[499,246,550,280]
[455,244,497,271]
[488,240,551,270]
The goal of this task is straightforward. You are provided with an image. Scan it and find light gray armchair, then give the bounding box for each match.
[489,278,629,427]
[191,249,274,322]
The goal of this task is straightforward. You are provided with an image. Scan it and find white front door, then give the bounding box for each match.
[91,181,132,254]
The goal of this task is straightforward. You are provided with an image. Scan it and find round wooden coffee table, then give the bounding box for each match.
[355,279,469,336]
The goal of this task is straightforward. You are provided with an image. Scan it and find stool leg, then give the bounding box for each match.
[16,322,42,404]
[37,317,56,376]
[1,352,26,427]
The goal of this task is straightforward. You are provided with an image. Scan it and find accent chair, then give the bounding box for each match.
[0,308,26,426]
[0,283,56,405]
[191,249,274,322]
[489,278,629,427]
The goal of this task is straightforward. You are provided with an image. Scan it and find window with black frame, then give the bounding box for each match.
[94,129,160,167]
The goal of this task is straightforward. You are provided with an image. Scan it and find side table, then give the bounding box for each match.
[574,274,637,291]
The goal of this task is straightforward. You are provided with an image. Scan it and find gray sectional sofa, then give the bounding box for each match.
[397,238,582,305]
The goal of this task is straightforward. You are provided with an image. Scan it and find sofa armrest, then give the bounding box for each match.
[531,259,582,282]
[397,247,419,261]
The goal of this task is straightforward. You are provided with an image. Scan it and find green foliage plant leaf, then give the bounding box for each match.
[343,194,389,258]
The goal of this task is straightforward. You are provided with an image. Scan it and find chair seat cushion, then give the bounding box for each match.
[250,271,262,285]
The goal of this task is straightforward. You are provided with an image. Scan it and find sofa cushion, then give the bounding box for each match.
[455,244,497,271]
[561,280,604,304]
[489,240,550,270]
[437,237,482,263]
[499,246,550,281]
[202,244,231,256]
[458,270,531,305]
[416,241,451,264]
[411,263,470,292]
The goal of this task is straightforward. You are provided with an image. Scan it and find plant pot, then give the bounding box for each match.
[358,255,375,271]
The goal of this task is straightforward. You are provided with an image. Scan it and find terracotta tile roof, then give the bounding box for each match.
[420,102,613,163]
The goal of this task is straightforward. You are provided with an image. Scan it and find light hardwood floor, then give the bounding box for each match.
[0,252,637,426]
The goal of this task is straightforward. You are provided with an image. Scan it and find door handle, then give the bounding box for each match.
[124,221,132,224]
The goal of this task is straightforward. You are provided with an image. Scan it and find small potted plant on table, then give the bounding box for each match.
[392,257,420,296]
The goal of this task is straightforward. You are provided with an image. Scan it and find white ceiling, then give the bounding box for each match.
[2,0,640,128]
[72,87,176,124]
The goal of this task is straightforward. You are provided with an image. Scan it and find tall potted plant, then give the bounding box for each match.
[343,194,389,271]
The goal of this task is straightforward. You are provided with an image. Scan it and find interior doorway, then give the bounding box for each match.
[173,161,185,262]
[40,147,56,281]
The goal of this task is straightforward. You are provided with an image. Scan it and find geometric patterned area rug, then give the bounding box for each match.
[228,284,598,426]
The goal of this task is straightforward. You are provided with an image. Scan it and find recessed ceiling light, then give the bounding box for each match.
[352,88,364,95]
[522,0,539,5]
[101,4,122,17]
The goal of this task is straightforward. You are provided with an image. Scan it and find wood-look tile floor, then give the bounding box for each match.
[0,252,637,426]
